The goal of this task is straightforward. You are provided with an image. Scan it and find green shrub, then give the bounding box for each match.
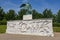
[53,23,60,27]
[0,19,7,25]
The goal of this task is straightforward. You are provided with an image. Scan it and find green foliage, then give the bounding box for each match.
[14,14,19,20]
[0,19,7,25]
[52,14,57,23]
[0,6,60,27]
[53,23,60,27]
[6,9,16,20]
[56,10,60,23]
[32,10,43,19]
[43,9,53,18]
[18,9,27,20]
[0,7,5,20]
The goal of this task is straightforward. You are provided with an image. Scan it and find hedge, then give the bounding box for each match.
[53,23,60,27]
[0,21,7,25]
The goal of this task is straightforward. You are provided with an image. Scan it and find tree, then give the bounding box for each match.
[32,10,43,19]
[52,14,57,23]
[0,7,4,20]
[43,9,53,18]
[18,9,27,20]
[56,10,60,23]
[14,14,18,20]
[6,9,16,20]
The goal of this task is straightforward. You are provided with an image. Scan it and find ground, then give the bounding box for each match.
[0,25,60,40]
[0,32,60,40]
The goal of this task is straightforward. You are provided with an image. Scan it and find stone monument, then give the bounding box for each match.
[6,0,54,37]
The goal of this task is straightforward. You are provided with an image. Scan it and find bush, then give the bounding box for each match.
[53,23,60,27]
[0,19,7,25]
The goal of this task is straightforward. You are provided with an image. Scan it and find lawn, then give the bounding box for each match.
[53,27,60,32]
[0,25,6,33]
[0,25,60,33]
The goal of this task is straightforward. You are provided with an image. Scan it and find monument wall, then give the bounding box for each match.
[6,19,54,36]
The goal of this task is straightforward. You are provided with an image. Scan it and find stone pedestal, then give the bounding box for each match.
[23,14,32,20]
[6,18,54,37]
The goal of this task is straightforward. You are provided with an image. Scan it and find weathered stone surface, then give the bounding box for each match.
[23,15,32,20]
[6,19,54,36]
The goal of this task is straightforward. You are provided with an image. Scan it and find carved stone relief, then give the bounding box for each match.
[6,19,54,36]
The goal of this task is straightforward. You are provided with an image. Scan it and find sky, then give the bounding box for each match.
[0,0,60,14]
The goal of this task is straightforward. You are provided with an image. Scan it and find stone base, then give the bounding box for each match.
[23,14,32,20]
[6,19,54,37]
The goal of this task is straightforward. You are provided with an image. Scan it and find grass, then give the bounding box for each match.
[0,25,6,33]
[53,27,60,32]
[0,25,60,33]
